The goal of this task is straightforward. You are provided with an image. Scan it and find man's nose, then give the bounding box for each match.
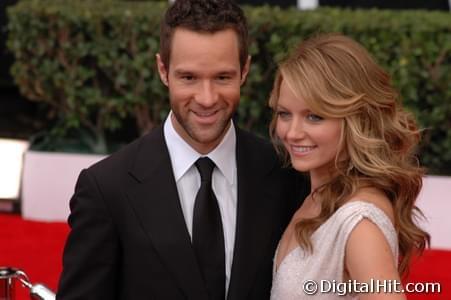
[195,81,218,107]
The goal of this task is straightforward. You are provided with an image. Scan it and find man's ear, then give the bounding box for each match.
[156,53,169,86]
[240,55,251,85]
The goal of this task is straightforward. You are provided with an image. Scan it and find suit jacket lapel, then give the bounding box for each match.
[227,128,280,300]
[125,126,208,299]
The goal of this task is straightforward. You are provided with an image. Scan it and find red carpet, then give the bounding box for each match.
[1,213,449,299]
[0,214,68,299]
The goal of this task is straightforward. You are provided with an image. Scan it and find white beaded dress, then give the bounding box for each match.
[271,201,399,300]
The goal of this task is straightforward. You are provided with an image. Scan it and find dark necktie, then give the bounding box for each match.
[193,157,226,300]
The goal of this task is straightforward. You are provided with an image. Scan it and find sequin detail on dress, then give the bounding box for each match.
[271,201,398,300]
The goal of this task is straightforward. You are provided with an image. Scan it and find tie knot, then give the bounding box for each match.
[195,157,215,182]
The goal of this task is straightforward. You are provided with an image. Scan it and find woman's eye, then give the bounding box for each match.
[276,111,290,118]
[306,113,323,122]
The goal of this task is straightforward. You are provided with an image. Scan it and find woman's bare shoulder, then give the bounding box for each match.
[347,187,395,224]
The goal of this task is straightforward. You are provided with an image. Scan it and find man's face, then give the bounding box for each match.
[157,28,250,154]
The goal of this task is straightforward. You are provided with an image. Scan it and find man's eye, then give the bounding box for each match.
[306,113,323,122]
[218,76,230,80]
[182,75,194,81]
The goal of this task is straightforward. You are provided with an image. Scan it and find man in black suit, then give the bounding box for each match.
[57,1,308,299]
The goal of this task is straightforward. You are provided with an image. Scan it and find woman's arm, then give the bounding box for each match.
[345,218,406,300]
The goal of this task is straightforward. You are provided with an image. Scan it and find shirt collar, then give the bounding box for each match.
[163,111,236,185]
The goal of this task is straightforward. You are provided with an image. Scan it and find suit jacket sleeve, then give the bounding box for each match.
[57,168,119,300]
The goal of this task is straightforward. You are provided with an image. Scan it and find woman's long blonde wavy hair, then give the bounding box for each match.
[269,33,429,276]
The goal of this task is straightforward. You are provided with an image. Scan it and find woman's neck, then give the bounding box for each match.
[309,168,333,191]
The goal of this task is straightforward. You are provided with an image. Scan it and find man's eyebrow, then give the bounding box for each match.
[172,70,240,77]
[216,69,239,76]
[173,69,194,76]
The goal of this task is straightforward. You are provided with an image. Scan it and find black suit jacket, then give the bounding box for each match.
[57,125,308,300]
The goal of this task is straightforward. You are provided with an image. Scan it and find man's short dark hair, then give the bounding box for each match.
[160,0,249,71]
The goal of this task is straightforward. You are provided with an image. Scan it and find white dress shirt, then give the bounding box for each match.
[163,111,237,292]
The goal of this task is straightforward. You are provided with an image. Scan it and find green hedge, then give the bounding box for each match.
[7,1,451,174]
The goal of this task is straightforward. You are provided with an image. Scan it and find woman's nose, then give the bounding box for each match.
[286,119,306,141]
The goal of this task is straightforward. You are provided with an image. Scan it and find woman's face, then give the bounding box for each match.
[275,80,342,180]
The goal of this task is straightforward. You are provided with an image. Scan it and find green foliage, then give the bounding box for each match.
[7,0,167,153]
[7,1,451,174]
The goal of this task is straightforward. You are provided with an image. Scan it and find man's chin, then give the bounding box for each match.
[191,133,222,146]
[189,128,227,146]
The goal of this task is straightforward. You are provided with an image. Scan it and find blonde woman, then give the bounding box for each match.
[269,33,429,299]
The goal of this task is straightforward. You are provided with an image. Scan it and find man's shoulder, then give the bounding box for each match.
[87,126,163,175]
[235,128,281,170]
[236,128,275,154]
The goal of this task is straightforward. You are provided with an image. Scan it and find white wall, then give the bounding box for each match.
[416,176,451,250]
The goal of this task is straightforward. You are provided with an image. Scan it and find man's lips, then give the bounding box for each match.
[191,110,220,124]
